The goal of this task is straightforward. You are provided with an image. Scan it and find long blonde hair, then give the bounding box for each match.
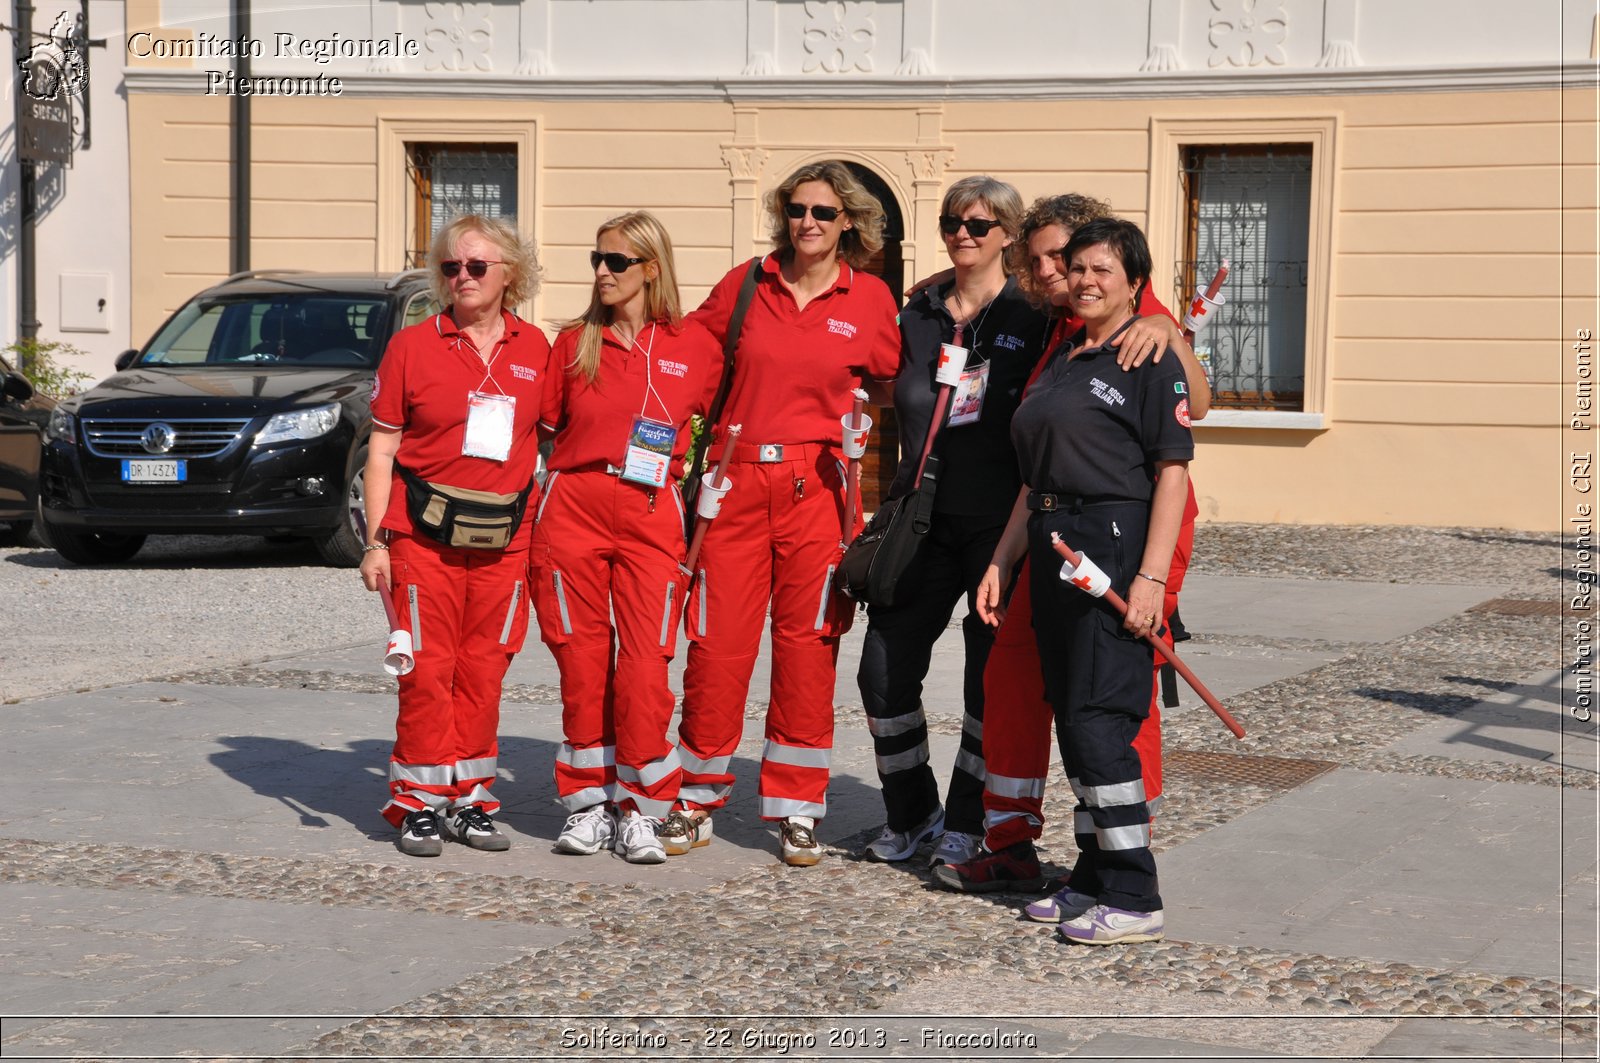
[557,211,684,383]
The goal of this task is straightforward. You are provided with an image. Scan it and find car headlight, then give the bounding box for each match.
[45,406,75,443]
[255,403,340,445]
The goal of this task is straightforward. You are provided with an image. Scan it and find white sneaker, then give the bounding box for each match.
[928,830,982,868]
[1058,905,1166,945]
[780,816,823,867]
[555,804,616,855]
[863,806,944,862]
[617,811,667,864]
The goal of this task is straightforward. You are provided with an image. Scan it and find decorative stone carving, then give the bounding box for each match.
[895,48,932,76]
[1207,0,1287,68]
[517,49,551,75]
[1140,44,1181,72]
[802,1,876,75]
[904,149,951,182]
[743,51,777,76]
[721,146,771,179]
[1316,40,1359,67]
[422,2,494,73]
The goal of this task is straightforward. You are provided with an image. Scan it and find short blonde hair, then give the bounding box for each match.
[426,214,543,311]
[556,210,685,384]
[766,160,885,269]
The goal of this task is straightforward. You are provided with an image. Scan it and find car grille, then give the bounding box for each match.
[83,417,252,459]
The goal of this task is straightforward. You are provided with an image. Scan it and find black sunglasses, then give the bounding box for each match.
[439,259,501,279]
[590,251,647,273]
[784,202,842,222]
[939,215,1003,238]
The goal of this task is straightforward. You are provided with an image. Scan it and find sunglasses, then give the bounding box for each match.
[939,215,1004,238]
[784,202,842,223]
[439,259,501,279]
[590,251,647,273]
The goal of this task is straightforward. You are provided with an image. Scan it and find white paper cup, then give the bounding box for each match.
[384,629,415,676]
[1057,553,1111,598]
[696,476,732,519]
[936,343,967,387]
[840,412,873,458]
[1181,289,1226,334]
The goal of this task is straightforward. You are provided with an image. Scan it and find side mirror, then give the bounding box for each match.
[2,370,33,402]
[114,349,139,371]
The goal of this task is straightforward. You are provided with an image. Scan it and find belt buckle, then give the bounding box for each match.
[1039,494,1057,511]
[758,444,784,463]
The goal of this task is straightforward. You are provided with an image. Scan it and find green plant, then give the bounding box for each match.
[5,337,93,397]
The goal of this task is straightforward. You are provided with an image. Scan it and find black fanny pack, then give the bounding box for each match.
[835,454,940,607]
[395,461,532,550]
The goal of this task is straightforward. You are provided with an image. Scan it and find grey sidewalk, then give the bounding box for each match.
[0,525,1596,1061]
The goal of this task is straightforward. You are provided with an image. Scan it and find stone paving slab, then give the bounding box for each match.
[1178,575,1505,643]
[0,881,575,1060]
[1387,668,1599,776]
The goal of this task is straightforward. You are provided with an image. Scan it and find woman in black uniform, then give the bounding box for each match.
[856,176,1049,867]
[976,217,1192,944]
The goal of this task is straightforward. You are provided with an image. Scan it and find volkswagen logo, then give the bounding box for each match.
[141,422,176,454]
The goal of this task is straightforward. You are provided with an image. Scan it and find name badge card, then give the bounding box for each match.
[463,391,516,462]
[947,361,990,427]
[621,416,676,488]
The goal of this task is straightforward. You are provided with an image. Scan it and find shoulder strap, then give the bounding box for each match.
[685,257,762,483]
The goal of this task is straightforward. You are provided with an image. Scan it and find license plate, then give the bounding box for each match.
[121,459,186,483]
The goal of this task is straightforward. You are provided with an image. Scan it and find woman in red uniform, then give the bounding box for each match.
[361,214,550,857]
[532,211,722,864]
[671,160,901,866]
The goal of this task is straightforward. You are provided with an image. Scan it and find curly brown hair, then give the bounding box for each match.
[1007,193,1114,308]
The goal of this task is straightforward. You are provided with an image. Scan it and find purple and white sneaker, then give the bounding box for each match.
[1024,882,1098,923]
[1057,904,1165,945]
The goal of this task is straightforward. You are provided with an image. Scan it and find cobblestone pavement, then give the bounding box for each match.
[2,524,1596,1061]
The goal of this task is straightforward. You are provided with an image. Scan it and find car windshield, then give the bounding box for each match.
[137,294,390,368]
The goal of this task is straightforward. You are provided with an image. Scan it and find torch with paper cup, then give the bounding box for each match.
[352,508,415,677]
[839,389,872,548]
[682,423,742,576]
[1181,259,1230,341]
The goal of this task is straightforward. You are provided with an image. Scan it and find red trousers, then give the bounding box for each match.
[530,469,688,818]
[980,498,1195,852]
[679,444,857,821]
[380,533,530,827]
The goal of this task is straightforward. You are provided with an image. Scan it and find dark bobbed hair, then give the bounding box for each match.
[1062,217,1154,302]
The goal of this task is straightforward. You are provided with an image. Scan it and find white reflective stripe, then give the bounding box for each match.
[1073,809,1095,835]
[389,762,452,786]
[677,747,731,776]
[986,771,1045,800]
[834,458,846,487]
[953,748,987,782]
[866,707,925,738]
[678,783,731,806]
[696,569,708,635]
[499,580,523,645]
[408,585,422,652]
[983,808,1041,833]
[557,743,615,770]
[614,785,673,819]
[1083,779,1146,808]
[535,470,560,523]
[455,782,495,807]
[1097,822,1153,851]
[875,744,930,775]
[455,757,497,781]
[1067,776,1087,802]
[636,747,683,789]
[669,482,686,531]
[813,564,835,629]
[382,791,449,815]
[962,713,983,743]
[761,796,827,819]
[1147,794,1164,818]
[552,570,573,635]
[763,739,831,770]
[560,784,612,812]
[658,581,675,647]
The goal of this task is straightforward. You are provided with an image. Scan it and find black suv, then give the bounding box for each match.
[38,270,437,565]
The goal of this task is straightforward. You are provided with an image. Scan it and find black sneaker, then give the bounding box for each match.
[444,805,511,851]
[398,808,443,857]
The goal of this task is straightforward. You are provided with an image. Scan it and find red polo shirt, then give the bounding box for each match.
[540,318,723,477]
[689,254,900,446]
[371,309,551,539]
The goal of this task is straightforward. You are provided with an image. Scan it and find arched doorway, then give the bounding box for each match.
[841,161,903,512]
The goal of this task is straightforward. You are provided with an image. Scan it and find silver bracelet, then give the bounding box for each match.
[362,543,389,553]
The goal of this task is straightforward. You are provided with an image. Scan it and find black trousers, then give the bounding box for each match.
[856,510,1002,835]
[1028,500,1161,913]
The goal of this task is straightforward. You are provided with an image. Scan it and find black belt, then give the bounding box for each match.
[1026,492,1132,513]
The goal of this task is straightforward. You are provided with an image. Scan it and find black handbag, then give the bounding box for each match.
[835,379,954,607]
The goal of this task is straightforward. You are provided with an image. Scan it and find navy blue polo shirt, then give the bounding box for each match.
[1011,318,1194,501]
[889,276,1050,515]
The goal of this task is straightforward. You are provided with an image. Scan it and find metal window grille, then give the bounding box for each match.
[1176,145,1311,410]
[405,143,518,267]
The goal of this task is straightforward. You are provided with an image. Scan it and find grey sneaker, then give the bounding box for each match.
[780,816,823,867]
[1025,881,1098,923]
[864,806,944,863]
[927,829,982,868]
[555,804,616,855]
[443,805,510,851]
[617,811,667,864]
[660,809,713,856]
[1058,905,1165,945]
[398,808,443,858]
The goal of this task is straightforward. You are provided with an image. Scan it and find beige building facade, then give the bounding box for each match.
[120,0,1599,530]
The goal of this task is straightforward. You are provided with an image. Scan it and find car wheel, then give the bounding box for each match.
[315,445,366,567]
[38,514,145,565]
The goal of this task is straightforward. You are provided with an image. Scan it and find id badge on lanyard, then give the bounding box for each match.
[947,360,990,427]
[621,416,676,488]
[463,391,516,462]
